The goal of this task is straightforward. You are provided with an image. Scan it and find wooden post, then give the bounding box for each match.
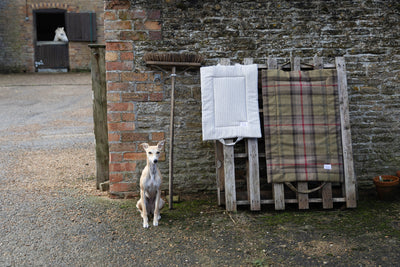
[169,66,176,209]
[335,57,357,208]
[314,56,333,209]
[292,57,309,210]
[244,58,261,211]
[89,44,109,189]
[223,139,237,211]
[215,140,224,206]
[267,57,286,210]
[217,58,238,212]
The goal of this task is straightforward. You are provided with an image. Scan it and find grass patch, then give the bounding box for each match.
[252,258,269,266]
[258,199,400,239]
[163,198,217,220]
[113,199,137,210]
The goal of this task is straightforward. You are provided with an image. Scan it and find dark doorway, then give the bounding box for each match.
[34,9,69,71]
[35,9,66,41]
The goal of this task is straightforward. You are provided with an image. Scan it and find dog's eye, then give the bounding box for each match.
[148,152,152,155]
[156,151,160,154]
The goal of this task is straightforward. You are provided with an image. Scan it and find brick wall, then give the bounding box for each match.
[0,0,34,72]
[105,0,400,197]
[0,0,104,72]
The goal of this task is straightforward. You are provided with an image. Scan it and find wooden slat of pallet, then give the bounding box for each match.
[314,56,334,209]
[215,58,227,207]
[235,152,266,158]
[335,57,357,208]
[247,138,261,210]
[267,57,286,211]
[223,138,237,211]
[292,57,310,210]
[215,140,224,206]
[273,183,285,210]
[297,183,309,209]
[217,58,238,211]
[244,57,261,211]
[322,183,333,209]
[313,55,324,69]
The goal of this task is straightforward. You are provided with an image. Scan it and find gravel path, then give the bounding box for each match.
[0,73,125,266]
[1,73,400,266]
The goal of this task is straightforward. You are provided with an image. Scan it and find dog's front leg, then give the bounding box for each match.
[153,190,162,226]
[140,190,149,228]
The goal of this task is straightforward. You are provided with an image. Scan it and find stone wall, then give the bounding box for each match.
[0,0,104,72]
[105,0,400,197]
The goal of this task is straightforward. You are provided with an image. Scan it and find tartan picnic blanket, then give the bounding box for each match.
[262,69,344,183]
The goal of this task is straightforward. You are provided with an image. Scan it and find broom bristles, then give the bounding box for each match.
[143,52,204,64]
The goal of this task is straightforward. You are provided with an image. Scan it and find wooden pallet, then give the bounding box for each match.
[215,56,357,211]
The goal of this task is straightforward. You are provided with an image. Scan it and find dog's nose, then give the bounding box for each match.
[153,159,158,163]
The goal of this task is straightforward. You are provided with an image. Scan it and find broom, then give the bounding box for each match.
[143,52,204,66]
[144,52,204,209]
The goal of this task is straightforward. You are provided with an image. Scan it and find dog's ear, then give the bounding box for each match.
[157,140,165,149]
[141,143,149,150]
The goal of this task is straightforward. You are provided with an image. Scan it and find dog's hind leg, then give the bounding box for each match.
[136,199,143,215]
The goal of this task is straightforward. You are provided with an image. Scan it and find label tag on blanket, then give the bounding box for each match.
[324,164,332,170]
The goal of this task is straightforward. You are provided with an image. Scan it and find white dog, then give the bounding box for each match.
[136,141,165,228]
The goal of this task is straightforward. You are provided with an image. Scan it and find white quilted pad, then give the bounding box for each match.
[200,64,261,144]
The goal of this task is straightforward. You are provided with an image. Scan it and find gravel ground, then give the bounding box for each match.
[1,73,400,266]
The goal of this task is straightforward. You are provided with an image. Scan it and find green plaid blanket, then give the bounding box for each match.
[262,69,344,183]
